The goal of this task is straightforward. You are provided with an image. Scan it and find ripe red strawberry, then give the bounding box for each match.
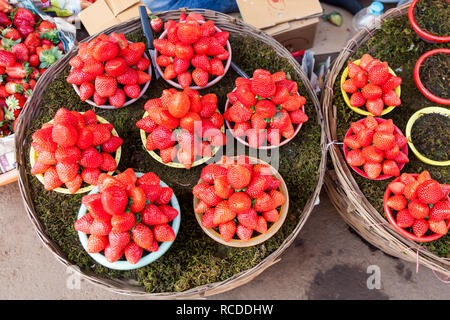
[131,223,154,250]
[78,82,94,101]
[138,172,160,186]
[428,220,448,235]
[159,204,178,222]
[137,116,158,133]
[86,235,108,253]
[363,162,382,179]
[219,220,236,242]
[224,102,253,123]
[281,94,305,112]
[269,110,291,131]
[367,63,390,85]
[344,134,362,149]
[348,61,362,78]
[95,75,117,98]
[416,180,444,205]
[263,209,279,223]
[153,224,175,242]
[403,180,420,200]
[362,145,383,163]
[31,161,51,175]
[236,224,253,241]
[200,164,227,184]
[356,127,375,147]
[254,216,268,234]
[395,209,414,228]
[151,125,175,150]
[124,241,143,264]
[429,201,450,221]
[101,186,127,216]
[251,73,276,98]
[384,144,400,160]
[86,124,111,146]
[254,192,275,212]
[408,199,429,219]
[269,190,286,208]
[99,152,117,172]
[382,160,400,177]
[382,75,402,93]
[177,22,201,44]
[82,59,104,77]
[55,146,80,164]
[150,16,163,33]
[90,219,112,236]
[353,71,368,88]
[388,181,405,195]
[237,208,258,229]
[214,175,234,199]
[191,54,211,72]
[123,84,141,99]
[386,194,407,211]
[91,40,119,61]
[110,211,135,232]
[79,147,104,169]
[373,131,395,150]
[55,162,78,183]
[76,128,93,150]
[346,149,365,167]
[342,78,358,93]
[206,36,225,56]
[209,58,224,76]
[120,42,145,66]
[154,39,176,57]
[349,92,366,107]
[229,192,252,214]
[382,90,401,107]
[177,71,192,88]
[196,199,210,214]
[159,146,177,164]
[412,219,428,237]
[174,42,194,61]
[104,57,127,77]
[108,87,126,108]
[197,185,221,207]
[192,68,209,87]
[417,170,432,184]
[394,151,409,164]
[156,55,172,67]
[142,204,169,226]
[52,123,78,147]
[74,213,94,234]
[227,164,251,190]
[81,168,101,186]
[361,83,382,100]
[365,98,384,116]
[212,200,236,225]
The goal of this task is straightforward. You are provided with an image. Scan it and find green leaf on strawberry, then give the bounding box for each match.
[40,29,60,44]
[39,47,63,69]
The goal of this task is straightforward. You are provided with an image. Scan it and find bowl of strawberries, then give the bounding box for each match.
[193,155,289,247]
[384,171,449,242]
[224,69,308,149]
[343,115,409,180]
[341,54,402,117]
[75,169,180,270]
[67,33,152,109]
[153,13,231,89]
[138,88,226,170]
[29,108,122,194]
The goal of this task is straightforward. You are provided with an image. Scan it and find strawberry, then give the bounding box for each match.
[373,131,395,150]
[362,145,383,163]
[348,61,362,78]
[237,208,258,229]
[0,50,16,67]
[394,209,414,230]
[417,170,432,184]
[365,98,384,116]
[153,224,176,242]
[131,223,154,250]
[224,102,253,123]
[156,55,172,67]
[69,56,84,69]
[81,168,101,186]
[138,172,160,186]
[74,213,94,234]
[31,161,51,175]
[211,200,235,226]
[382,90,401,107]
[55,146,81,164]
[200,164,227,184]
[86,124,111,146]
[154,39,176,57]
[191,54,211,72]
[344,134,362,149]
[254,192,275,212]
[384,144,400,160]
[151,125,175,150]
[195,200,210,214]
[394,151,409,164]
[254,216,268,234]
[428,220,448,235]
[52,123,78,147]
[233,121,250,137]
[95,75,117,98]
[167,91,190,118]
[160,146,177,164]
[213,31,229,47]
[214,175,234,199]
[429,201,450,221]
[67,68,96,86]
[177,72,192,88]
[137,116,158,133]
[110,212,135,232]
[206,36,225,56]
[99,153,117,172]
[219,220,236,242]
[86,235,108,253]
[416,180,444,205]
[229,192,252,214]
[236,224,253,242]
[412,219,428,238]
[269,190,286,208]
[235,85,257,107]
[281,95,305,112]
[209,58,224,76]
[177,22,201,44]
[78,82,94,101]
[388,181,405,195]
[408,199,429,219]
[342,78,358,93]
[124,241,143,264]
[349,92,366,108]
[101,186,127,216]
[367,63,390,85]
[77,127,94,150]
[346,149,365,167]
[251,72,276,98]
[80,147,104,168]
[387,194,407,211]
[90,40,119,61]
[82,193,112,221]
[150,16,163,33]
[192,68,209,87]
[115,168,137,191]
[90,219,112,236]
[269,110,291,131]
[227,164,251,189]
[55,162,78,183]
[381,75,402,93]
[271,85,290,105]
[143,203,170,225]
[363,162,382,179]
[361,83,382,100]
[352,70,369,87]
[263,209,280,223]
[108,87,126,108]
[403,180,420,200]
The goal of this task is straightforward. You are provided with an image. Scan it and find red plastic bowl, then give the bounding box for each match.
[383,174,450,242]
[343,117,408,180]
[413,48,450,105]
[224,86,305,150]
[408,0,450,43]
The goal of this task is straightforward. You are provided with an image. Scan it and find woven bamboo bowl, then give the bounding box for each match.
[154,20,232,90]
[29,113,122,194]
[405,106,450,166]
[340,59,401,116]
[15,8,326,298]
[193,156,289,247]
[71,45,152,109]
[139,110,225,169]
[77,173,181,270]
[322,3,450,277]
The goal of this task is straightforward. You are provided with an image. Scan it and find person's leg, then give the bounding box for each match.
[142,0,239,13]
[321,0,364,15]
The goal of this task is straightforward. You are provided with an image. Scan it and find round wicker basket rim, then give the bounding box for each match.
[15,8,327,298]
[321,2,450,276]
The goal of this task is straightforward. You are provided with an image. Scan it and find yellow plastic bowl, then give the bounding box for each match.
[340,59,401,116]
[139,111,225,169]
[30,113,122,194]
[405,106,450,167]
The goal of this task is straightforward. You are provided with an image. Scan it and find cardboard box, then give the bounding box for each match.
[80,0,150,36]
[236,0,322,51]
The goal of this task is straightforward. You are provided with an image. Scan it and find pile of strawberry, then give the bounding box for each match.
[137,88,226,169]
[343,53,402,116]
[67,32,151,108]
[153,12,230,88]
[30,108,123,193]
[224,69,308,148]
[344,115,409,180]
[193,156,286,242]
[74,169,179,264]
[0,7,64,137]
[385,171,449,238]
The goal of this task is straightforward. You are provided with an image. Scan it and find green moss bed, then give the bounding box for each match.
[23,31,322,293]
[332,13,449,257]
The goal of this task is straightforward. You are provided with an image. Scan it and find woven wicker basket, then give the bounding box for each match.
[322,3,450,277]
[15,8,326,298]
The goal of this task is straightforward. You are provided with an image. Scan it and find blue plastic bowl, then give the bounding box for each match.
[77,173,181,270]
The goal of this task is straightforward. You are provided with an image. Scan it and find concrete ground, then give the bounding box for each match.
[0,182,448,300]
[1,1,448,300]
